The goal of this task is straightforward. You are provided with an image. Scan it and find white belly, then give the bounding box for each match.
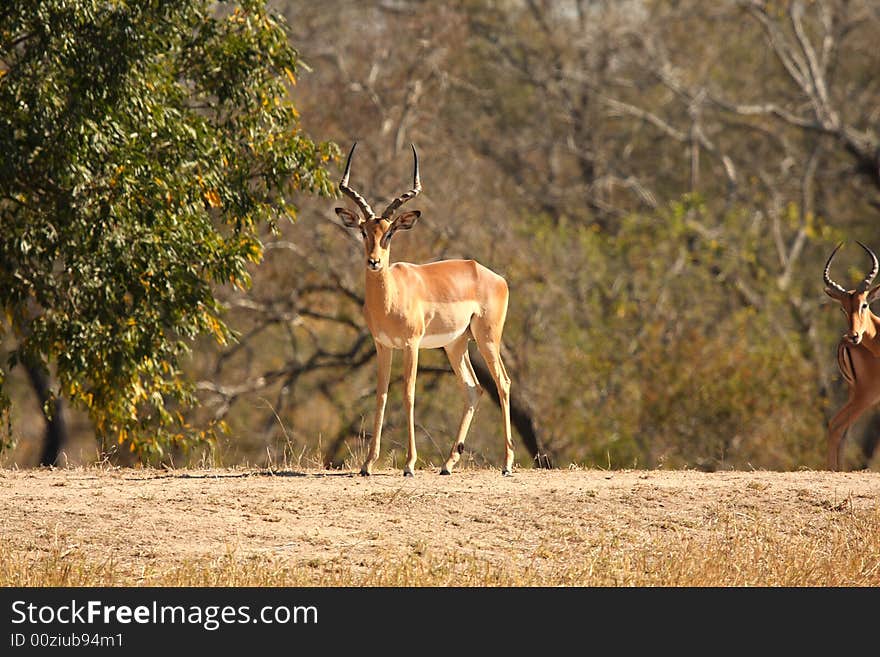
[420,327,467,349]
[374,323,470,350]
[375,331,405,349]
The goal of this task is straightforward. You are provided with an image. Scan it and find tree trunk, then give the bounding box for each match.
[25,363,68,467]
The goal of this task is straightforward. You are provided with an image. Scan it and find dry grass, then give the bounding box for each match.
[2,470,879,587]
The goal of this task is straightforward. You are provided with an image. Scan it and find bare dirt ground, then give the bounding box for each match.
[2,467,880,585]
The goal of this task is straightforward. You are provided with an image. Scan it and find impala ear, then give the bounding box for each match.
[379,212,421,248]
[825,286,848,301]
[868,283,880,303]
[335,207,361,228]
[393,210,421,230]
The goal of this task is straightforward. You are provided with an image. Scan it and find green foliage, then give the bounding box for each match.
[503,197,829,469]
[0,1,337,459]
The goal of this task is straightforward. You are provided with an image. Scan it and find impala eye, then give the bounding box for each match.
[862,303,869,310]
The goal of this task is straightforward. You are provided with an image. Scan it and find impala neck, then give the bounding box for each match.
[364,265,396,314]
[861,312,880,356]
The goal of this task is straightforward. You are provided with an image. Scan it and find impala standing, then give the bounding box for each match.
[334,143,514,476]
[823,241,880,470]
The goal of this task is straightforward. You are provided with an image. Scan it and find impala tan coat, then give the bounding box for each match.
[334,144,514,476]
[823,241,880,470]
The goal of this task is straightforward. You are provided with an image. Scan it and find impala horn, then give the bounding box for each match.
[823,242,848,297]
[339,142,376,221]
[380,144,421,220]
[856,241,880,293]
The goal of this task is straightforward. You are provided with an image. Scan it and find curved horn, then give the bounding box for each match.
[339,142,375,220]
[856,240,879,292]
[824,242,847,296]
[380,144,422,220]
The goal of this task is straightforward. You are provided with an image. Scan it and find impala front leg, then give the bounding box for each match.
[827,392,872,471]
[402,343,420,476]
[362,342,392,476]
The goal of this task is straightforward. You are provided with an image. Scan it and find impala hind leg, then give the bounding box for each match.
[471,318,514,475]
[441,335,483,475]
[362,343,391,476]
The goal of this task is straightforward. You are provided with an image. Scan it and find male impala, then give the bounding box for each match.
[824,241,880,470]
[333,143,514,477]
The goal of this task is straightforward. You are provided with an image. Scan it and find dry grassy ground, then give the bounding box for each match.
[1,466,879,586]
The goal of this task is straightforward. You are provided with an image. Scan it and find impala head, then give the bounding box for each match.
[824,241,880,345]
[334,142,422,272]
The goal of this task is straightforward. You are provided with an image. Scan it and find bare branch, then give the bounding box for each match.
[789,1,837,128]
[708,96,822,131]
[603,96,687,142]
[743,1,811,92]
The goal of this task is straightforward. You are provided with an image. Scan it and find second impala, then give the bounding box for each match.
[333,143,514,477]
[823,241,880,470]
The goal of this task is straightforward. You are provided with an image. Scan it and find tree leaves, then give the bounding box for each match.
[0,0,337,460]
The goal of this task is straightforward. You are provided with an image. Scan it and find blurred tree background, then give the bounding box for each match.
[3,0,880,471]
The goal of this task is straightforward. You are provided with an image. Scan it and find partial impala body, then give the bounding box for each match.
[823,241,880,470]
[334,143,514,476]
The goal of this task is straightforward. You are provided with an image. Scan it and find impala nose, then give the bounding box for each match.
[849,332,862,345]
[367,258,382,271]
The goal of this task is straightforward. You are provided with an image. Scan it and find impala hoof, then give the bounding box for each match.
[403,470,414,478]
[439,468,451,475]
[359,469,370,477]
[501,469,512,477]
